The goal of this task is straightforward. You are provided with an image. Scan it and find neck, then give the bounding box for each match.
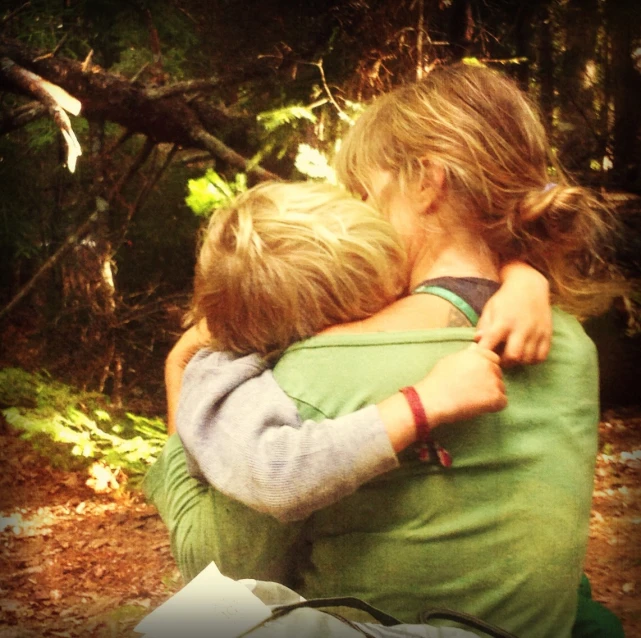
[408,215,500,289]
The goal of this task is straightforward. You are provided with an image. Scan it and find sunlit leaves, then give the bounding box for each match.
[185,169,247,217]
[0,368,167,481]
[257,105,317,133]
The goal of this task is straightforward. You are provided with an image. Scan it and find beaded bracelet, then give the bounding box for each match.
[399,386,452,467]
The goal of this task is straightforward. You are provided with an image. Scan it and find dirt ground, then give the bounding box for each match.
[1,410,640,638]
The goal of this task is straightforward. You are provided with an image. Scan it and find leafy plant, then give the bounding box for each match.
[0,368,167,484]
[257,104,317,133]
[185,169,248,216]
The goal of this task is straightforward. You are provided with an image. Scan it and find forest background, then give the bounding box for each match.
[0,0,640,637]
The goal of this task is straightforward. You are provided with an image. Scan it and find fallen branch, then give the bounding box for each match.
[0,56,82,171]
[0,38,279,180]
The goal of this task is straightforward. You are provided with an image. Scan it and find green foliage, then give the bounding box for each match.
[0,368,167,482]
[185,169,247,216]
[255,103,323,164]
[257,105,317,133]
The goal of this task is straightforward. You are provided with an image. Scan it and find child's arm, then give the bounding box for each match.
[475,260,552,366]
[165,321,212,434]
[174,344,505,523]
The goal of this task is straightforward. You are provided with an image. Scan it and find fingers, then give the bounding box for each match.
[474,315,509,352]
[468,342,501,365]
[502,329,551,366]
[478,324,552,367]
[536,335,551,362]
[468,344,507,412]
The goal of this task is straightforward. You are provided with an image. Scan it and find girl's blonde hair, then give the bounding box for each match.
[335,63,624,316]
[192,181,407,360]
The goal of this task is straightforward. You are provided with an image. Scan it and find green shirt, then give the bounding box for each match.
[273,308,599,638]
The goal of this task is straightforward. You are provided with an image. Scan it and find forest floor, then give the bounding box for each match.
[1,409,640,638]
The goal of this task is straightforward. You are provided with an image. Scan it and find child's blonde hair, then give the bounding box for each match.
[335,63,624,316]
[192,181,407,360]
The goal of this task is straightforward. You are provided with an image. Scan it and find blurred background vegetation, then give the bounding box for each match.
[0,0,639,461]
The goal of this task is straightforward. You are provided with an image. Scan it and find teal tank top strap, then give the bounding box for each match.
[411,284,480,326]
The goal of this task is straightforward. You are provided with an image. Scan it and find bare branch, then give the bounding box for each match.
[0,57,82,170]
[414,0,425,80]
[190,127,278,180]
[0,201,105,322]
[130,62,149,84]
[145,78,219,99]
[81,49,94,73]
[109,137,156,203]
[2,2,30,24]
[131,144,179,218]
[0,100,46,135]
[313,58,353,124]
[0,38,280,180]
[34,34,69,62]
[179,150,214,165]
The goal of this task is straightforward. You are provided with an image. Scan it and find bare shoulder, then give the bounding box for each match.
[321,294,472,335]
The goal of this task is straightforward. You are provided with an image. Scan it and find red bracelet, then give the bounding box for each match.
[399,386,452,468]
[399,386,430,441]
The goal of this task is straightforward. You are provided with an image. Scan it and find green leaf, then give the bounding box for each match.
[257,105,317,133]
[185,169,247,217]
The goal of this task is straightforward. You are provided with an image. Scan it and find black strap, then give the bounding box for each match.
[272,596,402,626]
[420,608,520,638]
[258,597,520,638]
[412,284,480,326]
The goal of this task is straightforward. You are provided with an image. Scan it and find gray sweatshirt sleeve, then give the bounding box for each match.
[176,349,399,523]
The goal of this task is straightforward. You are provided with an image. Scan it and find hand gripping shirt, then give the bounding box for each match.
[272,308,599,638]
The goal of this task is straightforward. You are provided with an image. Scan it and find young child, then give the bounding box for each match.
[165,179,510,521]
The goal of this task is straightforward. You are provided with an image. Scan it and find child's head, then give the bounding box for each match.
[335,64,622,315]
[192,181,407,360]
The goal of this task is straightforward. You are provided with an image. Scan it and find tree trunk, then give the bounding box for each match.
[537,2,554,134]
[557,0,600,174]
[514,1,538,91]
[606,0,641,189]
[448,0,474,61]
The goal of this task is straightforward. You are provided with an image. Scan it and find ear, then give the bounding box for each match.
[417,162,445,212]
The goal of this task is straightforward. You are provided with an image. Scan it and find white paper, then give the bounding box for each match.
[135,562,272,638]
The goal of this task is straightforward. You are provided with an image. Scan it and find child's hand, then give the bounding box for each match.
[476,261,552,366]
[416,344,507,428]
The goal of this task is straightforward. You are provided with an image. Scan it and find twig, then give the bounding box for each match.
[130,62,149,84]
[178,150,214,165]
[190,127,279,181]
[108,137,155,203]
[0,57,82,171]
[81,49,93,72]
[135,144,178,210]
[2,2,30,24]
[0,101,46,135]
[414,0,425,80]
[313,58,353,124]
[34,33,69,62]
[0,200,107,322]
[145,78,219,100]
[112,143,178,254]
